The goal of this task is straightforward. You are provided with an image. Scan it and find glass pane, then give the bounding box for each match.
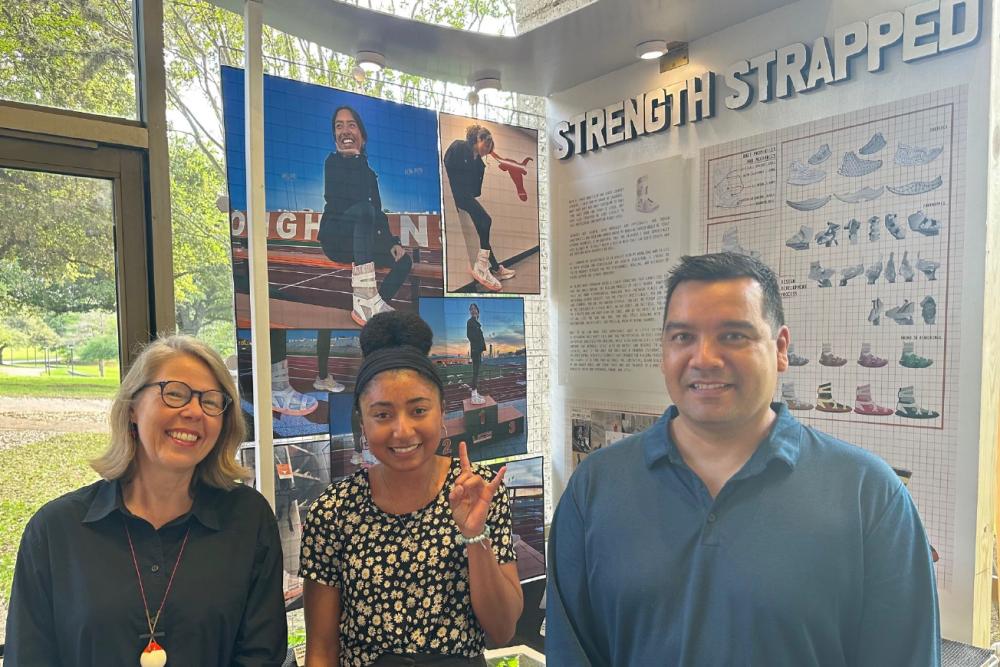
[0,167,120,645]
[0,0,139,119]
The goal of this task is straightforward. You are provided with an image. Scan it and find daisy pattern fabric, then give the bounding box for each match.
[300,460,516,666]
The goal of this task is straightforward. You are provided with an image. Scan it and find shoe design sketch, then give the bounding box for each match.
[846,218,861,245]
[636,175,659,212]
[713,169,745,208]
[921,296,937,325]
[887,176,943,196]
[787,160,827,186]
[868,298,883,326]
[895,386,939,419]
[885,213,906,240]
[916,254,939,281]
[899,342,933,368]
[885,252,896,284]
[809,261,835,288]
[899,251,915,283]
[787,195,831,212]
[816,382,852,413]
[859,131,887,155]
[722,227,760,259]
[815,222,840,248]
[906,210,940,237]
[808,143,832,165]
[839,263,863,286]
[895,143,943,166]
[785,226,812,251]
[855,384,894,416]
[857,342,888,368]
[819,343,847,367]
[885,299,915,325]
[865,257,883,285]
[787,344,810,366]
[838,151,882,177]
[868,215,881,242]
[781,382,813,410]
[835,186,885,204]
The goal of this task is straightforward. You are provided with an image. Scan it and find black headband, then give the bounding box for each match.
[353,345,444,410]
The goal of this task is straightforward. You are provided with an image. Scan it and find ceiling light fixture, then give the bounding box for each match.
[636,40,668,60]
[356,51,386,73]
[474,77,501,95]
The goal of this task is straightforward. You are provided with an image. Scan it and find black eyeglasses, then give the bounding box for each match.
[135,381,232,416]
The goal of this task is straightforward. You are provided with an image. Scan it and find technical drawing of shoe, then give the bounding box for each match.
[809,261,835,288]
[787,195,831,212]
[865,257,883,285]
[785,225,812,251]
[492,264,516,280]
[885,252,896,283]
[808,143,832,165]
[855,384,894,416]
[885,213,906,240]
[907,210,940,237]
[787,344,810,366]
[885,299,915,325]
[472,249,503,291]
[895,143,943,166]
[868,215,881,242]
[816,382,852,413]
[815,222,840,248]
[787,160,826,186]
[781,382,813,410]
[838,151,883,177]
[846,218,861,245]
[836,186,884,204]
[857,342,888,368]
[888,176,943,196]
[899,251,915,283]
[819,343,847,367]
[838,263,863,287]
[916,254,939,281]
[859,131,887,155]
[895,386,939,419]
[868,298,883,326]
[899,342,934,368]
[921,296,937,325]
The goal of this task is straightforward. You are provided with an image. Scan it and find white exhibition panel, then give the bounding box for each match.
[548,0,993,644]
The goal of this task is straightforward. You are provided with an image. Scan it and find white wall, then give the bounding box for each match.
[547,0,994,644]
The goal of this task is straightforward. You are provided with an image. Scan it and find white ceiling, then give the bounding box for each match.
[209,0,797,96]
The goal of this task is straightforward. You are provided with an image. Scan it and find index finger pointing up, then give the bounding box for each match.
[458,441,472,472]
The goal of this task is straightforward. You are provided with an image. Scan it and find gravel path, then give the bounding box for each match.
[0,396,110,452]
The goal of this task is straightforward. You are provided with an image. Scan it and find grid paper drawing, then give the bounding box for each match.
[699,88,968,587]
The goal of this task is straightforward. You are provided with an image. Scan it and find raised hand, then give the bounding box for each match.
[448,441,506,538]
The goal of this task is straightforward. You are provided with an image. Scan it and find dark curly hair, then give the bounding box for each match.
[354,311,443,406]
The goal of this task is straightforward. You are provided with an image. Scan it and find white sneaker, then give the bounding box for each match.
[350,452,363,465]
[313,376,345,392]
[472,249,502,291]
[351,293,394,327]
[492,264,516,280]
[470,390,487,405]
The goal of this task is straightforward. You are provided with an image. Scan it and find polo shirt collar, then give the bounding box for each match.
[82,478,223,531]
[643,402,803,472]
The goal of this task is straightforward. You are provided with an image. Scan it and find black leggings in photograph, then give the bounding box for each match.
[454,196,498,270]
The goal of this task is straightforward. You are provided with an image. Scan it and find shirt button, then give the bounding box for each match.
[151,564,160,573]
[707,513,717,523]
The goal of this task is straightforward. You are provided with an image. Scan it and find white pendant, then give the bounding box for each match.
[140,641,167,667]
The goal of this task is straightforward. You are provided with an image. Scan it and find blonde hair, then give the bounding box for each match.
[92,334,250,490]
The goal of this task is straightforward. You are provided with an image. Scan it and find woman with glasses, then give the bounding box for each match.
[4,335,287,666]
[300,311,523,666]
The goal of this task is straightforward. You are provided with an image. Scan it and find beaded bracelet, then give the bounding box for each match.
[456,526,491,546]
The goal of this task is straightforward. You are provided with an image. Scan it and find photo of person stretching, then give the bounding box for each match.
[444,125,516,292]
[317,105,413,325]
[467,302,487,404]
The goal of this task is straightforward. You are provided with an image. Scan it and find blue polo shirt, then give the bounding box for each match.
[546,403,940,666]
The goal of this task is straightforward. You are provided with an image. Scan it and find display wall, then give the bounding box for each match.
[548,0,994,644]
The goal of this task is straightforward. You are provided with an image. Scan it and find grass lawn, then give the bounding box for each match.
[0,433,106,606]
[0,365,119,399]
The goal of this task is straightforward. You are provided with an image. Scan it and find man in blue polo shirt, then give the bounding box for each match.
[546,252,940,666]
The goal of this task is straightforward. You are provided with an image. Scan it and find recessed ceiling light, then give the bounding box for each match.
[636,40,668,60]
[474,77,501,94]
[356,51,385,73]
